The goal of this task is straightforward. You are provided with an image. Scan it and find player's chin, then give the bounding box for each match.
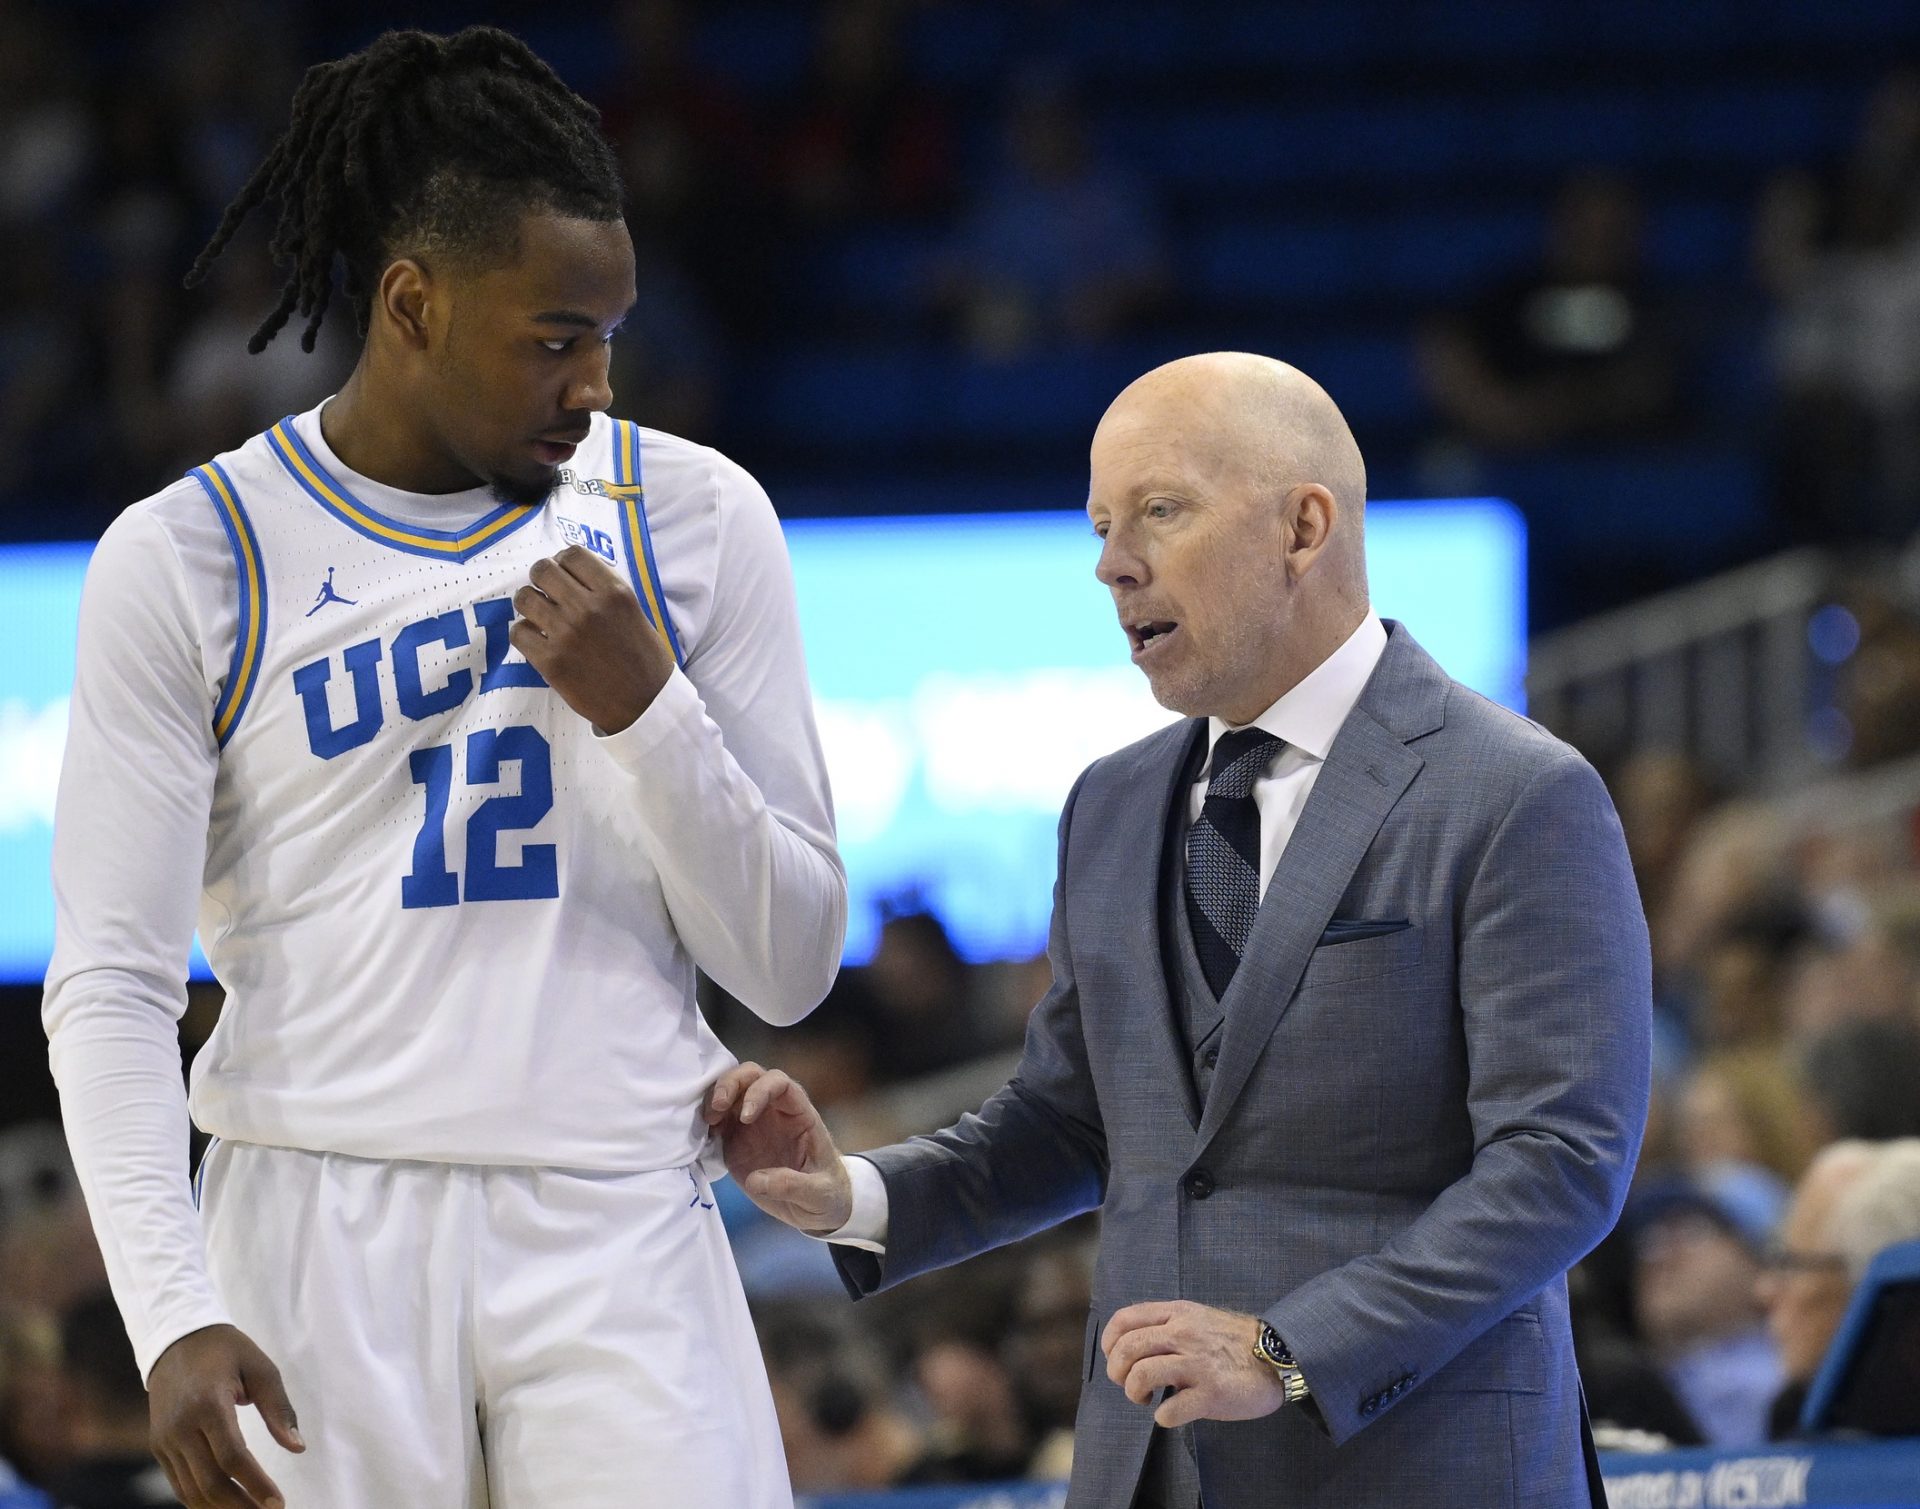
[488,462,561,509]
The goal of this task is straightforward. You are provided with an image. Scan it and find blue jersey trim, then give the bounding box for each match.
[265,418,543,562]
[609,421,686,666]
[191,463,267,747]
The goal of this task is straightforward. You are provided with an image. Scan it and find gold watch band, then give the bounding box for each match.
[1251,1325,1312,1406]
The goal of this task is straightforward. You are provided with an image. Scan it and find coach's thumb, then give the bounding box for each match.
[247,1363,305,1453]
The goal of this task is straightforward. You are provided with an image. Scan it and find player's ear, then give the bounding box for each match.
[375,258,435,352]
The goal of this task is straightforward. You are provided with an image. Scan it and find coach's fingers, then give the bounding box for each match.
[1121,1354,1193,1408]
[1155,1382,1217,1429]
[1105,1323,1178,1387]
[704,1062,769,1123]
[1101,1301,1185,1358]
[736,1068,796,1124]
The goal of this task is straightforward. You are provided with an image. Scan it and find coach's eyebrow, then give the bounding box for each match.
[531,310,600,326]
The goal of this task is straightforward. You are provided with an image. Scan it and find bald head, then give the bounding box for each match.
[1102,352,1367,529]
[1088,352,1373,722]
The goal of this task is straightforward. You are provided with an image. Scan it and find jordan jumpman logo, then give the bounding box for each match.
[305,567,356,617]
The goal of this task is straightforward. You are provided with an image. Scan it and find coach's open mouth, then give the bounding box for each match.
[1128,620,1179,658]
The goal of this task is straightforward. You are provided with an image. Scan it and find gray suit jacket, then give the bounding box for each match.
[835,623,1652,1508]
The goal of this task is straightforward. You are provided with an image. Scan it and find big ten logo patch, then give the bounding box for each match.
[557,515,617,564]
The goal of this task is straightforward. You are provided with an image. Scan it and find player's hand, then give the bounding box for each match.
[148,1323,304,1509]
[1102,1301,1286,1428]
[510,546,675,733]
[703,1063,853,1235]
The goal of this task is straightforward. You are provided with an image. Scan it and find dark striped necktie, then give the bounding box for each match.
[1185,727,1282,998]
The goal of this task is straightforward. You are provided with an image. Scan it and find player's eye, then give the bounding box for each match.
[540,338,573,354]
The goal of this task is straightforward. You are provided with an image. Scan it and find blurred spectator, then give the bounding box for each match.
[760,1309,929,1495]
[1796,1020,1920,1144]
[1651,803,1793,995]
[848,910,1007,1081]
[777,0,954,225]
[1785,880,1920,1042]
[1630,1178,1784,1446]
[999,1241,1093,1481]
[1420,172,1685,453]
[1759,1138,1920,1436]
[1615,752,1716,925]
[1829,1137,1920,1274]
[1676,1051,1815,1184]
[37,1293,178,1508]
[1758,68,1920,544]
[1832,599,1920,766]
[909,1340,1031,1483]
[1688,896,1815,1052]
[940,78,1164,358]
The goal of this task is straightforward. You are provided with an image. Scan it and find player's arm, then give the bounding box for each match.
[44,504,300,1507]
[513,454,846,1024]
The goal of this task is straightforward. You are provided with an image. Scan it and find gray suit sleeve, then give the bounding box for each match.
[1265,750,1651,1444]
[833,770,1109,1298]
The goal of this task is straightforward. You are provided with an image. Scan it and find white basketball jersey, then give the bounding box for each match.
[184,410,737,1169]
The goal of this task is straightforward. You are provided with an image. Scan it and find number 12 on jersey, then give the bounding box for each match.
[402,724,559,908]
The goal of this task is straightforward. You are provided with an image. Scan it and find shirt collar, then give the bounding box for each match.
[1205,610,1388,768]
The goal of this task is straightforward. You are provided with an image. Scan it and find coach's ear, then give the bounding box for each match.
[374,257,436,352]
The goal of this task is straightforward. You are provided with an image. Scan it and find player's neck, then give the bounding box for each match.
[321,369,480,497]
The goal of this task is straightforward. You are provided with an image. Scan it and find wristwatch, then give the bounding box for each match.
[1251,1322,1312,1407]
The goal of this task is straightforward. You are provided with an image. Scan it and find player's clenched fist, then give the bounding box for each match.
[148,1323,304,1509]
[704,1063,854,1235]
[510,545,676,734]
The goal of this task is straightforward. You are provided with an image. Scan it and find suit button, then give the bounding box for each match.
[1203,1047,1219,1069]
[1183,1168,1215,1200]
[1360,1398,1378,1416]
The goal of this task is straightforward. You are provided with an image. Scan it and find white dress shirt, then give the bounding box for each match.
[826,610,1389,1251]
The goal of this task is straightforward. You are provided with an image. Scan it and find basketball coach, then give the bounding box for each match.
[710,351,1652,1508]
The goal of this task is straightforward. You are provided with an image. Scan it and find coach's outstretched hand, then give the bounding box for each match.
[148,1322,303,1509]
[511,545,676,734]
[704,1063,854,1236]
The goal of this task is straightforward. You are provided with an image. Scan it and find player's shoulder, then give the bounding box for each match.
[611,417,775,534]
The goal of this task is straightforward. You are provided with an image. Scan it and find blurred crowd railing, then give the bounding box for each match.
[1528,548,1836,789]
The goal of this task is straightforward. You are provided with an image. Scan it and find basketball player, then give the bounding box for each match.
[43,28,844,1509]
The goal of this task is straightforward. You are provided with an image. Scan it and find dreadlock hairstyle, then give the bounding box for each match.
[186,26,624,354]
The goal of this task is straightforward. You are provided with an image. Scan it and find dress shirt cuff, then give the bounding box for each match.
[812,1155,889,1253]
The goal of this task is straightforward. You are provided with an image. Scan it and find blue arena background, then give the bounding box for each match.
[0,499,1522,982]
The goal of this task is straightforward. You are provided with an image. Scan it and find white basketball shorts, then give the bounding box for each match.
[197,1140,792,1508]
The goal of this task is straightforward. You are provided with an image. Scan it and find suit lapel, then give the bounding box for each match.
[1192,625,1443,1155]
[1116,718,1209,1131]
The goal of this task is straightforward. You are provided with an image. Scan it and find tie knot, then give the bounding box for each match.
[1207,728,1281,800]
